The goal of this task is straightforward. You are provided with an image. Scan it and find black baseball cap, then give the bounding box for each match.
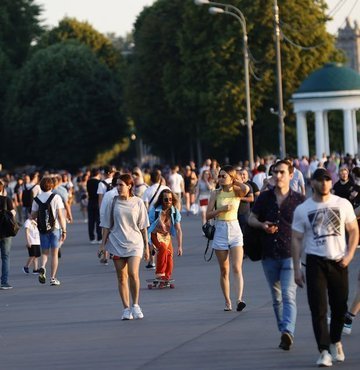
[312,168,331,181]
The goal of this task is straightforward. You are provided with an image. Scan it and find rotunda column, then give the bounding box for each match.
[296,111,309,158]
[343,109,355,155]
[323,111,330,155]
[352,109,358,153]
[315,110,326,159]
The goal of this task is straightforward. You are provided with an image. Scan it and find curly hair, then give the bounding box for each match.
[154,189,179,209]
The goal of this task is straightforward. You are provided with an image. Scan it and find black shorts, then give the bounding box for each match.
[28,244,41,258]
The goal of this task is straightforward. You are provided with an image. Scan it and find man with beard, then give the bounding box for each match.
[292,168,358,367]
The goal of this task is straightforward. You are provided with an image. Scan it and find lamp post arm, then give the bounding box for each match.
[200,0,247,25]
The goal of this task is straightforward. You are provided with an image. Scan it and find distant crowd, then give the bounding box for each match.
[1,152,360,367]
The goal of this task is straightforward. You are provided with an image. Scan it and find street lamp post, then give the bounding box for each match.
[273,0,286,158]
[194,0,254,170]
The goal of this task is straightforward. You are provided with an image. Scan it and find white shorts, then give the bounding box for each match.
[212,220,243,250]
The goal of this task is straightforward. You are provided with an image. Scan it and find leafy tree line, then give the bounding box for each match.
[126,0,344,164]
[0,0,346,170]
[0,1,128,169]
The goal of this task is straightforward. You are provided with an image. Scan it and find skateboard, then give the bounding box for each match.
[146,278,175,289]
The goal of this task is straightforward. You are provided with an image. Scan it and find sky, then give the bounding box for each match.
[36,0,360,37]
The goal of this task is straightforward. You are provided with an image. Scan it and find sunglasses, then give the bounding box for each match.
[163,197,173,202]
[218,174,228,179]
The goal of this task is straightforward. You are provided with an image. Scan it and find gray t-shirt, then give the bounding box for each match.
[102,196,149,258]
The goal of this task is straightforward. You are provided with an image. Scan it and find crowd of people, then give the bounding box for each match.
[1,152,360,367]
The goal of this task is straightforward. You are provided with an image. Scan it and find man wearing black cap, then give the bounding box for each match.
[292,168,359,367]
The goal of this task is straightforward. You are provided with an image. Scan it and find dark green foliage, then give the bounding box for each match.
[0,0,43,68]
[35,17,123,72]
[126,0,344,163]
[3,42,127,168]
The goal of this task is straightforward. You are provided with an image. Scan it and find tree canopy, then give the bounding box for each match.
[36,17,123,71]
[126,0,343,163]
[0,0,43,68]
[3,41,127,169]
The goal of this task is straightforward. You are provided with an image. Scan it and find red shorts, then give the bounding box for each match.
[199,199,208,206]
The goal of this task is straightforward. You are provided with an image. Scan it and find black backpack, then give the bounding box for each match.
[34,194,56,234]
[22,184,36,208]
[102,180,113,192]
[0,197,20,238]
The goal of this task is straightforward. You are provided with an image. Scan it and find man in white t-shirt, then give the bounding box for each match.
[291,168,358,367]
[31,177,67,287]
[168,165,184,203]
[97,165,115,207]
[142,169,169,211]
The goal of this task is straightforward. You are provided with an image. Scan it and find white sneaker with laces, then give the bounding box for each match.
[316,350,333,367]
[330,342,345,362]
[132,304,144,319]
[50,278,61,286]
[121,308,133,320]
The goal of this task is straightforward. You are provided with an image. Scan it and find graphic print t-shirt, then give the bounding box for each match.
[292,194,356,260]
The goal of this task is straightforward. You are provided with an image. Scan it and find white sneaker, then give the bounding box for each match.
[90,240,97,245]
[330,342,345,362]
[316,350,333,367]
[132,304,144,319]
[342,323,352,335]
[50,277,61,286]
[121,308,133,320]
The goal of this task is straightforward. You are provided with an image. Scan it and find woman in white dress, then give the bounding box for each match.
[99,174,150,320]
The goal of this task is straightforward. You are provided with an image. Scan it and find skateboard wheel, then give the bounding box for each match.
[147,284,153,289]
[159,282,165,289]
[170,284,175,289]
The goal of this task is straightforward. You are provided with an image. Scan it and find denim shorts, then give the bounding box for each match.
[212,220,243,250]
[40,229,61,249]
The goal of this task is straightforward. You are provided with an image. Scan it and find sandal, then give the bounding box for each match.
[224,302,232,311]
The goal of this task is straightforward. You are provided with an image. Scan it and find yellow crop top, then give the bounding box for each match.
[215,190,240,221]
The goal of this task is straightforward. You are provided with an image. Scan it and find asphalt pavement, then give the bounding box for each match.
[1,206,359,370]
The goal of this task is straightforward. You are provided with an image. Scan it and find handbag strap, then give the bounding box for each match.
[109,196,119,229]
[204,239,214,262]
[148,182,162,207]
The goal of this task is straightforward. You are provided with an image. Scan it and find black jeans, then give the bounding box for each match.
[305,254,348,352]
[87,205,102,241]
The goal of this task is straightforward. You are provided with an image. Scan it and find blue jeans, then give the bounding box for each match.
[262,257,297,336]
[0,237,12,285]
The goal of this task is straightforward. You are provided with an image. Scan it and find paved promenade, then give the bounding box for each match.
[1,207,359,370]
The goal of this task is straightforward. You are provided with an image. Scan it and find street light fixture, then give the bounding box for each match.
[194,0,254,170]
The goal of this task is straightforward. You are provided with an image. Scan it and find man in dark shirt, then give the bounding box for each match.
[86,168,102,244]
[249,160,305,351]
[333,166,360,209]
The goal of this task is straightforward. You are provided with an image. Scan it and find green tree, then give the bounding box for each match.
[125,1,188,162]
[0,0,43,68]
[127,0,343,163]
[36,17,122,71]
[0,0,44,161]
[4,41,127,169]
